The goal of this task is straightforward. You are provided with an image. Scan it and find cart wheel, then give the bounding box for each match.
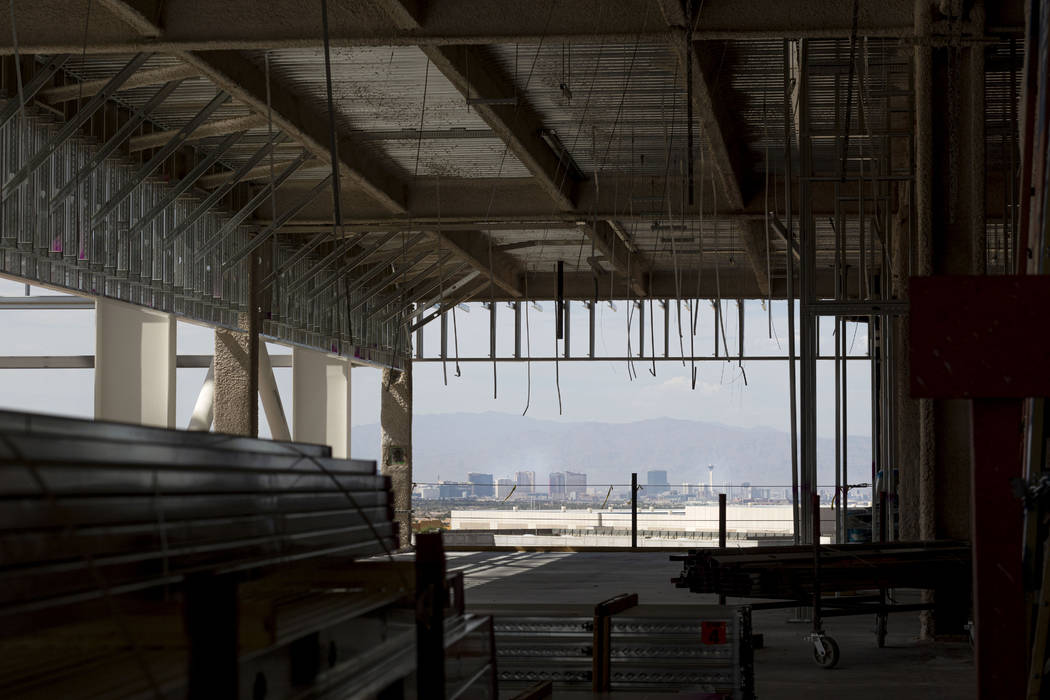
[812,636,840,669]
[876,615,887,648]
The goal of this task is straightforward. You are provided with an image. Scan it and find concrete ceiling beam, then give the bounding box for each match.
[271,173,1007,226]
[84,0,407,215]
[490,266,864,302]
[739,219,773,297]
[0,0,954,55]
[655,0,747,211]
[183,49,408,213]
[375,0,651,296]
[429,230,523,298]
[91,2,529,308]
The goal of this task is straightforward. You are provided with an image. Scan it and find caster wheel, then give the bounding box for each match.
[812,636,840,669]
[876,615,887,648]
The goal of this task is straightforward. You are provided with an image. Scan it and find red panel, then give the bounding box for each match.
[910,275,1050,398]
[970,399,1026,700]
[701,621,728,645]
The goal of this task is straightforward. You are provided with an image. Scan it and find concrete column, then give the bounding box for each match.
[213,239,270,437]
[381,363,412,549]
[913,0,986,637]
[214,317,256,436]
[924,7,985,544]
[94,298,176,428]
[292,347,351,458]
[892,186,921,542]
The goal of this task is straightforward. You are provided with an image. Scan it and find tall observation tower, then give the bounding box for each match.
[707,464,715,496]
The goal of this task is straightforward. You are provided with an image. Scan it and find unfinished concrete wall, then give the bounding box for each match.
[381,364,412,549]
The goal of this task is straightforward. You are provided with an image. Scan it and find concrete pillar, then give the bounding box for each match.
[213,239,270,437]
[292,347,351,458]
[913,0,986,637]
[923,4,985,544]
[892,188,921,542]
[94,298,176,428]
[381,363,412,549]
[214,317,256,436]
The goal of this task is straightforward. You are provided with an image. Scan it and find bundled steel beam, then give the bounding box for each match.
[671,541,970,598]
[0,409,396,617]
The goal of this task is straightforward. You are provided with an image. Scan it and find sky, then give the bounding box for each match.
[0,276,873,460]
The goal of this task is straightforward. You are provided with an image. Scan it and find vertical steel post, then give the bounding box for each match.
[556,260,564,339]
[514,302,522,359]
[812,493,822,633]
[637,300,645,358]
[631,473,638,549]
[737,300,744,358]
[489,302,496,359]
[186,574,238,698]
[588,301,596,358]
[784,39,801,545]
[663,299,670,357]
[564,300,571,358]
[718,492,727,606]
[415,533,446,698]
[440,310,448,362]
[415,310,424,359]
[714,301,720,357]
[798,38,818,545]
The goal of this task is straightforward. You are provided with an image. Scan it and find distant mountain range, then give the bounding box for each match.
[352,412,872,490]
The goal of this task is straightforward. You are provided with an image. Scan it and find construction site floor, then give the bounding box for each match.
[447,551,974,700]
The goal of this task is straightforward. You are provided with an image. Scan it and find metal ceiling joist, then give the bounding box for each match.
[10,1,544,310]
[127,114,265,152]
[0,54,69,129]
[48,79,184,210]
[197,158,325,189]
[91,90,231,227]
[38,63,198,103]
[364,251,459,321]
[0,1,945,55]
[194,150,311,261]
[88,0,407,213]
[222,174,334,272]
[161,130,286,245]
[2,52,151,201]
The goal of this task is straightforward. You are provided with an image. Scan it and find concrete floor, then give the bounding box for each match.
[451,551,975,699]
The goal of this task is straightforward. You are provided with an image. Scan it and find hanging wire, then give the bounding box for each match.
[265,52,280,315]
[320,0,353,348]
[839,0,861,182]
